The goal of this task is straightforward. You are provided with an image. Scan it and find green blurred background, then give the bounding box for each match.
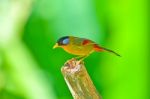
[0,0,149,99]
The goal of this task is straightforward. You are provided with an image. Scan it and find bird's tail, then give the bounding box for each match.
[94,44,121,57]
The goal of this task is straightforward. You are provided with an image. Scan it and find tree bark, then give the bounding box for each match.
[61,58,102,99]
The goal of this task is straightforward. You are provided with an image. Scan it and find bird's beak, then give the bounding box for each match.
[53,43,59,49]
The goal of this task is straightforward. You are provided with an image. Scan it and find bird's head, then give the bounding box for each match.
[53,36,70,49]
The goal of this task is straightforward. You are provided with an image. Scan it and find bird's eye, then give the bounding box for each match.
[62,38,69,45]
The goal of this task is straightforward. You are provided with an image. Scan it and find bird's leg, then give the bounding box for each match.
[79,56,87,61]
[78,54,89,63]
[74,56,84,60]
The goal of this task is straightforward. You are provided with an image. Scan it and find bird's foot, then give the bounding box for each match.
[65,58,77,68]
[64,58,84,69]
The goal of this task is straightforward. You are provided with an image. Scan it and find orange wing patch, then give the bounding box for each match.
[82,40,91,45]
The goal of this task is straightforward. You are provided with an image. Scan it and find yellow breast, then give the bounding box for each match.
[62,44,94,56]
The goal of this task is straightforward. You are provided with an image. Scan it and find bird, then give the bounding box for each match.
[53,36,120,61]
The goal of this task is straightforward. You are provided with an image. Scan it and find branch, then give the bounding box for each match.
[61,58,102,99]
